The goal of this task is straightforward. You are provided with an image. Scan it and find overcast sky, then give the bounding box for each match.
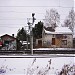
[0,0,74,36]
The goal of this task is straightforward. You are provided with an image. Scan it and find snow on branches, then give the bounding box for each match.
[44,9,60,29]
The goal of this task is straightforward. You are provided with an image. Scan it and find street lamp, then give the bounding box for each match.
[32,13,36,23]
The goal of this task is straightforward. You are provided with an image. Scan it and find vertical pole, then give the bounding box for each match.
[31,13,35,55]
[28,21,33,54]
[30,30,33,54]
[27,13,35,55]
[27,35,28,50]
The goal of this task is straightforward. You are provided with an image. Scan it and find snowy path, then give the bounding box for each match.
[0,55,74,75]
[0,54,75,58]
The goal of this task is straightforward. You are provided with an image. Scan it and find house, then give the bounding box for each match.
[0,34,16,50]
[41,26,73,48]
[73,35,75,48]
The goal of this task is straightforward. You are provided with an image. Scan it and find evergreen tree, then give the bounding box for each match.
[33,21,43,39]
[16,27,27,50]
[16,27,27,41]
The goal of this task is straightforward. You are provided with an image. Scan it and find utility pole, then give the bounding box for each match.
[27,13,36,55]
[26,31,28,50]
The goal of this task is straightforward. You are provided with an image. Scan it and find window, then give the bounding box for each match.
[4,41,10,46]
[63,35,67,39]
[43,41,46,45]
[38,40,42,44]
[43,41,47,47]
[62,40,67,45]
[56,34,62,38]
[47,41,51,45]
[53,34,54,37]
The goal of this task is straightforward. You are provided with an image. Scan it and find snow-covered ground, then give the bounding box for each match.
[0,55,74,75]
[33,48,75,50]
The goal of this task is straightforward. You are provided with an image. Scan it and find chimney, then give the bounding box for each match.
[12,34,14,37]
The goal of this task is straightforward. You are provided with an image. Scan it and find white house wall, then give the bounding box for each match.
[42,34,73,48]
[67,35,73,48]
[42,34,53,47]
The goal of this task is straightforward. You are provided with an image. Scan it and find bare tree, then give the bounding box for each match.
[26,58,52,75]
[64,8,75,32]
[58,64,75,75]
[44,8,60,29]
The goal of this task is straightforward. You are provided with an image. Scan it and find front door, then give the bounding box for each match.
[52,38,55,45]
[38,40,42,47]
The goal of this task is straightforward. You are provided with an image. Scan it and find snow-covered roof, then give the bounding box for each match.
[44,27,72,34]
[55,27,72,34]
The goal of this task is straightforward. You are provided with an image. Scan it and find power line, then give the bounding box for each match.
[0,11,31,13]
[0,11,46,15]
[0,19,26,20]
[0,6,74,8]
[0,23,25,26]
[0,25,29,28]
[0,26,22,28]
[0,11,68,16]
[0,18,67,21]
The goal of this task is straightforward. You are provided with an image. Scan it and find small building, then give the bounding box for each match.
[20,41,30,50]
[73,35,75,48]
[1,34,16,50]
[42,27,73,48]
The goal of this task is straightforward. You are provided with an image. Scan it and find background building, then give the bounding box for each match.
[42,27,73,48]
[1,34,16,50]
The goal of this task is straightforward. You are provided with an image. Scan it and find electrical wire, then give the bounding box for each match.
[0,6,74,8]
[0,5,73,28]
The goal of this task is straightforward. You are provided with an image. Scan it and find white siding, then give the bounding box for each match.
[42,34,53,47]
[67,35,73,47]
